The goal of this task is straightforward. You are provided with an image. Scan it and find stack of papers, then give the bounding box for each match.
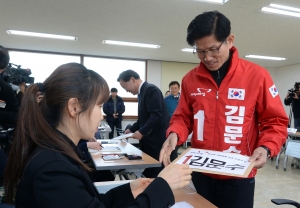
[88,146,121,153]
[100,146,121,152]
[287,128,297,134]
[112,133,134,140]
[102,154,125,160]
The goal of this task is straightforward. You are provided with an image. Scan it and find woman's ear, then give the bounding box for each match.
[67,98,81,118]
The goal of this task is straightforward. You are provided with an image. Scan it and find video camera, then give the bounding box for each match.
[3,63,34,86]
[288,82,300,98]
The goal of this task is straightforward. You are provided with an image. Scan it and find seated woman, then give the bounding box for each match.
[4,63,192,208]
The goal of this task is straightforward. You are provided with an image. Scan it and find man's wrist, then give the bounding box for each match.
[170,132,179,141]
[260,146,271,158]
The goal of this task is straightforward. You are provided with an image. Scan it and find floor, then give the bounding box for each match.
[254,153,300,208]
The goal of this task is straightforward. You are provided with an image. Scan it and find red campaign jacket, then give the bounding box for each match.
[167,47,288,179]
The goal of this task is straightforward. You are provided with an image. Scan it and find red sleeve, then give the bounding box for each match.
[256,70,288,157]
[166,77,194,145]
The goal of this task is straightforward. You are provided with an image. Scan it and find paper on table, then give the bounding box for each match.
[112,133,134,140]
[287,128,297,134]
[88,148,99,153]
[171,201,194,208]
[100,146,121,152]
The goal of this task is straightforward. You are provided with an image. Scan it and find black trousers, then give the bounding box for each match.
[192,172,255,208]
[107,119,122,139]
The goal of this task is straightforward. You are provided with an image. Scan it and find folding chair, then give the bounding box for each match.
[283,138,300,171]
[276,127,300,170]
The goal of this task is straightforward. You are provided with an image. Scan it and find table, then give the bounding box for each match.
[288,132,300,138]
[90,140,161,177]
[94,180,217,208]
[172,188,217,208]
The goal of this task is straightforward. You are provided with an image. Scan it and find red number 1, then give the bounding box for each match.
[182,155,192,164]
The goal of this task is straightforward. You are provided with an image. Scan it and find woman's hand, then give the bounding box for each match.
[130,178,153,198]
[158,164,192,190]
[87,142,102,150]
[89,137,97,142]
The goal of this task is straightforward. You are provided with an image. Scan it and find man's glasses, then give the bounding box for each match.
[193,41,225,59]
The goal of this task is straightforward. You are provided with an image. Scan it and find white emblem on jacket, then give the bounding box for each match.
[190,88,212,97]
[269,84,279,98]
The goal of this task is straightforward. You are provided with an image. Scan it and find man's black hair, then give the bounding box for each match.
[169,81,180,88]
[117,70,140,82]
[186,10,231,46]
[111,88,118,92]
[0,45,10,70]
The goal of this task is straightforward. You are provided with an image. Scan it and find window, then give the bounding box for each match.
[123,102,138,116]
[83,57,146,98]
[84,57,146,117]
[7,50,143,117]
[8,51,80,83]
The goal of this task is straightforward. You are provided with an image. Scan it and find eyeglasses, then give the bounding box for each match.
[193,41,225,59]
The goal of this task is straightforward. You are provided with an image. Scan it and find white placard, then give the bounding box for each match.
[174,148,254,177]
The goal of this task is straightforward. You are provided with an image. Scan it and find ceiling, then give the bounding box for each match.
[0,0,299,68]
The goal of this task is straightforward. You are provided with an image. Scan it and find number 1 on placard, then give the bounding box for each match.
[194,110,204,141]
[182,155,193,164]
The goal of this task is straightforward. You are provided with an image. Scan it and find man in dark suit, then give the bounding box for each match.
[117,70,177,178]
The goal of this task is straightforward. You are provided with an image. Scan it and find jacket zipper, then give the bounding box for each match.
[213,90,219,150]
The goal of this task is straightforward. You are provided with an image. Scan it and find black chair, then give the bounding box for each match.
[271,199,300,207]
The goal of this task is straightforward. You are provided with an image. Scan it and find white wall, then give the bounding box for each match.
[146,60,162,89]
[161,61,198,94]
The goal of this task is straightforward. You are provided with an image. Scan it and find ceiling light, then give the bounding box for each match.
[182,48,194,52]
[245,55,286,61]
[103,40,160,48]
[270,4,300,13]
[261,4,300,18]
[195,0,229,5]
[262,7,300,18]
[6,30,77,40]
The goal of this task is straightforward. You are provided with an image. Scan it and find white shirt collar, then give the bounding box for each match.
[138,81,145,94]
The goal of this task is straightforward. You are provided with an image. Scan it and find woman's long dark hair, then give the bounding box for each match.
[4,63,109,203]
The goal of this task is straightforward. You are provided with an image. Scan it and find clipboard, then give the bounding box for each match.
[172,148,255,178]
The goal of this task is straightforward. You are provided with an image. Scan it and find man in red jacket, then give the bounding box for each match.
[159,11,288,208]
